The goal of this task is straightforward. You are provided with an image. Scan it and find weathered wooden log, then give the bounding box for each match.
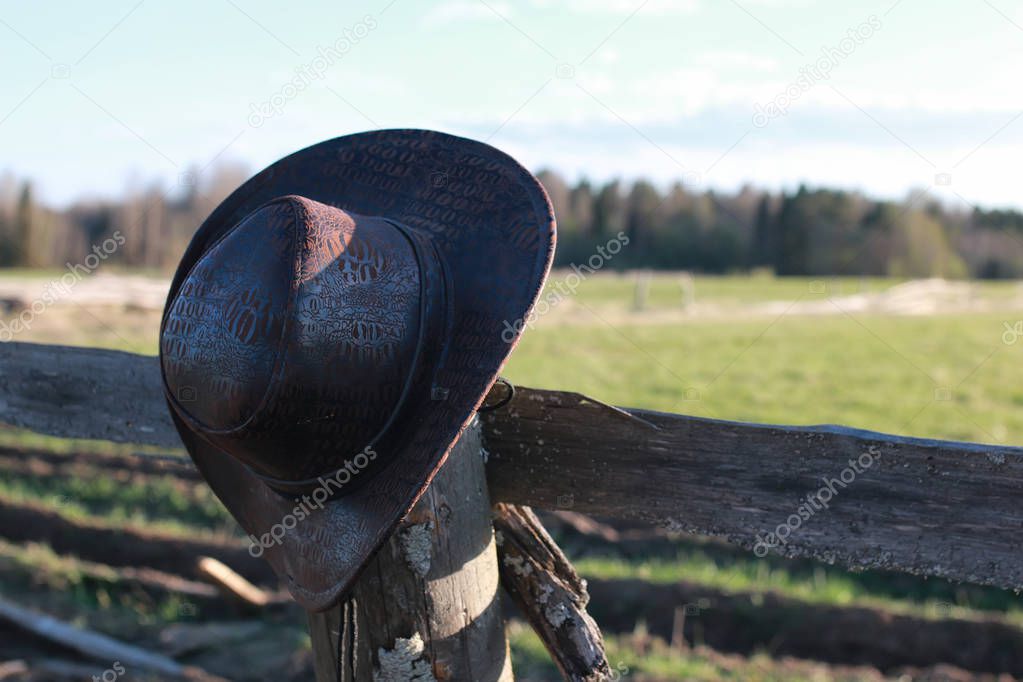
[4,342,1023,590]
[493,503,610,681]
[157,621,266,658]
[0,595,225,680]
[483,389,1023,589]
[308,421,513,682]
[196,556,271,607]
[0,342,177,448]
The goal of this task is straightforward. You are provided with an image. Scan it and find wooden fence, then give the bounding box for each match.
[2,340,1022,680]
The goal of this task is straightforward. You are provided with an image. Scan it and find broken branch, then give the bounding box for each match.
[493,503,611,682]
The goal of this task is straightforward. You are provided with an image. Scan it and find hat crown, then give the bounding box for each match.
[161,195,423,485]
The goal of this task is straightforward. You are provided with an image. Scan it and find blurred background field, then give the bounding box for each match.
[4,270,1023,681]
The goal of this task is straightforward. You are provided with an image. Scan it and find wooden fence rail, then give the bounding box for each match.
[2,341,1022,593]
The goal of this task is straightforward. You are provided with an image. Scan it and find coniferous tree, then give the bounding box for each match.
[750,195,773,268]
[13,182,33,266]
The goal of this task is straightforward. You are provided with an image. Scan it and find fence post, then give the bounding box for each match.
[308,419,512,681]
[633,270,651,311]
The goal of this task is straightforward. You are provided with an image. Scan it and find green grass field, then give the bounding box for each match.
[507,310,1023,444]
[504,273,1023,446]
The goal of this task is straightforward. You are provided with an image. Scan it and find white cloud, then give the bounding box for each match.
[596,48,620,64]
[742,0,813,6]
[527,0,700,15]
[423,1,514,27]
[696,50,779,73]
[424,0,699,27]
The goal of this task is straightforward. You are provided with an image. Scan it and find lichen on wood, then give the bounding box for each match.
[399,522,433,578]
[374,633,437,682]
[493,502,611,682]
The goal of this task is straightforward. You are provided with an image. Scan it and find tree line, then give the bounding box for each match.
[0,164,250,272]
[1,165,1022,278]
[539,170,1023,278]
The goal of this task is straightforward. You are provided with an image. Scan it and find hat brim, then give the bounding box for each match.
[162,130,554,611]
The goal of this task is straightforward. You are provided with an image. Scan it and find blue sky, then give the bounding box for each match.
[3,0,1023,210]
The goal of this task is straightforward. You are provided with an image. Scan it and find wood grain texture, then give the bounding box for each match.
[482,388,1023,591]
[4,343,1023,589]
[493,503,610,681]
[0,595,226,680]
[309,422,512,682]
[0,342,177,448]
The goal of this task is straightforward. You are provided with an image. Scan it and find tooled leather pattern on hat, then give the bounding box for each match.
[162,196,421,483]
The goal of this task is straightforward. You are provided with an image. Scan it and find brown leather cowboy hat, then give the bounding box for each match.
[159,129,555,611]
